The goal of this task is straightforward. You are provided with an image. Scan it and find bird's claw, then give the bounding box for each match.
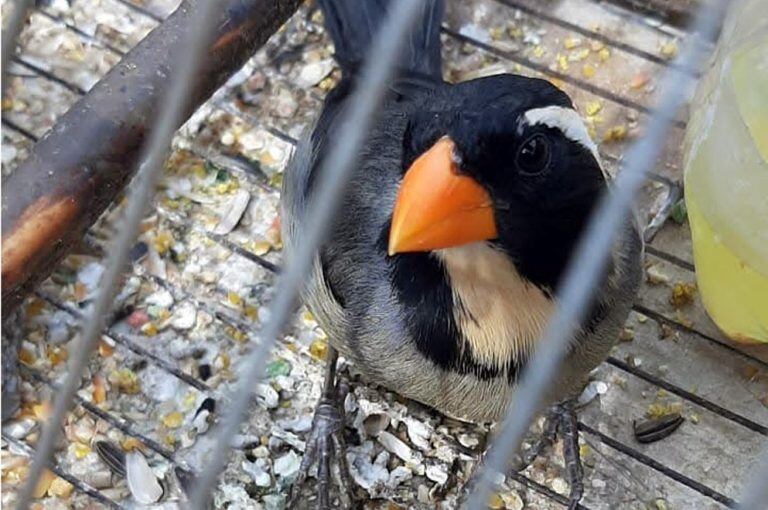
[557,401,584,510]
[517,401,584,510]
[465,400,585,509]
[288,348,354,510]
[509,409,560,472]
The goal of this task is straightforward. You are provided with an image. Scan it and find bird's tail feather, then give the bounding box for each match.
[316,0,444,80]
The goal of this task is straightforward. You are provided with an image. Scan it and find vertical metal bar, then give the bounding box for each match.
[186,1,428,507]
[464,1,725,508]
[1,0,34,96]
[13,2,222,508]
[737,447,768,510]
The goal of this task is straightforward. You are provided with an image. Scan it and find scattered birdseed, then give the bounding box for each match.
[660,41,678,58]
[619,327,635,342]
[487,492,506,509]
[33,470,56,498]
[669,282,697,308]
[627,73,647,91]
[309,338,328,360]
[602,125,627,142]
[570,48,590,62]
[48,477,74,498]
[585,100,603,116]
[563,36,582,49]
[161,411,183,429]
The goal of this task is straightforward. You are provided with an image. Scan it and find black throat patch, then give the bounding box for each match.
[379,228,525,381]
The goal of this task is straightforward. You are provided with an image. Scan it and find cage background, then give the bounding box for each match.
[2,0,767,509]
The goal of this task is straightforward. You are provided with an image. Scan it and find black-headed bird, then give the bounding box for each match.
[282,1,643,508]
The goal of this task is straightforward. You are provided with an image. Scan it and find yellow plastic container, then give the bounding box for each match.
[683,0,768,344]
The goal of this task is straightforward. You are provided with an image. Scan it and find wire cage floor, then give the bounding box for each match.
[2,0,767,508]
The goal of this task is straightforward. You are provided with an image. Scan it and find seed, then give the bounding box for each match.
[96,440,126,477]
[634,413,684,443]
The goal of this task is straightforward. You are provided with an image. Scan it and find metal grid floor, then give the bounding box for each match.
[2,0,767,508]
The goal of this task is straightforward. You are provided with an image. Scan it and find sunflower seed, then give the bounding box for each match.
[213,189,251,235]
[126,450,164,504]
[95,440,126,478]
[634,412,684,443]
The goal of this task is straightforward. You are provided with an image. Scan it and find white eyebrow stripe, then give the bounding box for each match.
[523,106,607,179]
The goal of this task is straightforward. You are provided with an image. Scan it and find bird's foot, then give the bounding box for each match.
[556,401,584,510]
[509,408,560,472]
[511,401,584,510]
[643,174,683,243]
[288,348,354,510]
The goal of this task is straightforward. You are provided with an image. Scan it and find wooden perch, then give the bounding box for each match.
[1,0,302,316]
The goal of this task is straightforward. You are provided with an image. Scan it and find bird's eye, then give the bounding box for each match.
[515,134,551,175]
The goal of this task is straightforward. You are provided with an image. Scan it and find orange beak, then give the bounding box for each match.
[388,136,498,255]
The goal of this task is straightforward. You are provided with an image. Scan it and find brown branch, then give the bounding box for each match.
[1,0,302,316]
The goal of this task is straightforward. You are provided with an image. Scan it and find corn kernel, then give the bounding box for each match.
[563,36,582,49]
[122,438,145,452]
[73,442,91,459]
[569,48,590,62]
[34,469,55,498]
[48,477,74,498]
[162,411,183,429]
[109,369,140,394]
[251,240,271,256]
[154,231,174,255]
[602,125,627,142]
[47,346,68,366]
[92,376,106,404]
[585,101,602,116]
[661,41,677,58]
[140,322,158,337]
[98,339,114,357]
[227,291,242,307]
[310,339,328,360]
[33,402,51,421]
[487,493,505,510]
[19,347,35,366]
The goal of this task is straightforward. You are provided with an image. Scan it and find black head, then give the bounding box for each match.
[396,75,607,292]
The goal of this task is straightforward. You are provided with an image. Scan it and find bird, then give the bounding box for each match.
[281,0,643,508]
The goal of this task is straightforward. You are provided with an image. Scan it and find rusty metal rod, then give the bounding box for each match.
[1,0,302,316]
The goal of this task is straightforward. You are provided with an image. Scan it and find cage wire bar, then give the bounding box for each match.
[465,1,726,508]
[738,447,768,510]
[1,0,34,96]
[3,0,767,508]
[187,0,429,506]
[13,1,223,508]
